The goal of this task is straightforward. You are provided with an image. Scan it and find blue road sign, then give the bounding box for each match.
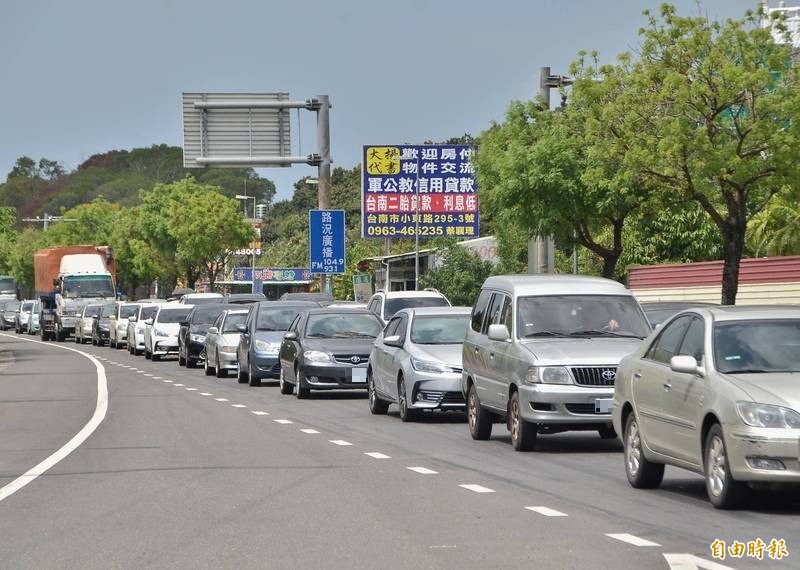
[309,209,346,274]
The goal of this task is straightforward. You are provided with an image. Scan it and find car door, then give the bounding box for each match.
[463,288,492,401]
[481,292,512,411]
[279,314,302,381]
[385,314,409,401]
[374,317,401,396]
[659,316,708,465]
[631,315,692,455]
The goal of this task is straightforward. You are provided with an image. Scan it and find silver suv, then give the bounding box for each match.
[366,289,451,324]
[462,275,650,451]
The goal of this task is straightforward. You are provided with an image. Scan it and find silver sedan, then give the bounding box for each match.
[204,309,248,378]
[368,306,471,421]
[613,306,800,509]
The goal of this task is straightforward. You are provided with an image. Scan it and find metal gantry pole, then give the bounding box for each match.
[414,155,420,290]
[316,95,333,297]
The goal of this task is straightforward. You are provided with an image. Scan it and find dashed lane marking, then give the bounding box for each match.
[329,440,353,446]
[459,484,495,493]
[251,411,269,416]
[525,506,568,517]
[172,383,185,387]
[162,380,173,383]
[144,374,153,377]
[605,534,661,547]
[199,392,212,396]
[215,398,229,402]
[407,467,438,475]
[364,452,391,459]
[152,376,162,380]
[274,419,293,424]
[232,404,247,408]
[300,428,319,434]
[185,388,198,391]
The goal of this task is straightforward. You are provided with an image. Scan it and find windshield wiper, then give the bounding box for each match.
[569,329,642,338]
[724,368,767,374]
[523,330,570,338]
[333,331,375,338]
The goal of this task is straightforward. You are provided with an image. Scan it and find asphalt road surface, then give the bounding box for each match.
[1,332,798,569]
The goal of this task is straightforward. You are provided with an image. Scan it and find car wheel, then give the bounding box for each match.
[624,413,664,489]
[248,360,261,386]
[279,366,293,394]
[215,352,227,379]
[295,364,310,399]
[110,338,116,349]
[367,368,388,414]
[74,332,80,344]
[598,425,618,440]
[509,391,536,451]
[56,328,65,342]
[398,376,417,422]
[151,353,160,361]
[145,348,151,360]
[186,357,196,369]
[237,360,247,384]
[178,351,186,366]
[467,383,493,441]
[204,355,215,376]
[704,424,750,509]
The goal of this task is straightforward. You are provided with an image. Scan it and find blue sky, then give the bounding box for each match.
[0,0,758,202]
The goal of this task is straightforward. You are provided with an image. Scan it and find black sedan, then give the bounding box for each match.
[92,301,118,346]
[278,308,384,399]
[177,303,230,368]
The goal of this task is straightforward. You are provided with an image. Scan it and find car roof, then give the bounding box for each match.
[481,274,631,296]
[222,308,249,314]
[640,301,717,309]
[396,306,471,317]
[304,307,374,315]
[256,300,319,309]
[380,290,448,299]
[695,305,800,322]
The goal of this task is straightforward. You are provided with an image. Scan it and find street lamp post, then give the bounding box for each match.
[235,194,258,293]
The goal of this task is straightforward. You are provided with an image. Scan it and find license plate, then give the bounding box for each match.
[351,368,367,383]
[595,398,613,414]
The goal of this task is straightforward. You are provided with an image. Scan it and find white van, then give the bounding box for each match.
[461,275,651,451]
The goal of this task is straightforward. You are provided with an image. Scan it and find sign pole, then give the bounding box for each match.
[317,95,333,297]
[414,155,420,290]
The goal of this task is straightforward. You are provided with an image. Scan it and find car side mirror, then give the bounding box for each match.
[180,320,189,327]
[236,324,248,333]
[284,331,298,340]
[670,355,704,376]
[144,318,154,325]
[487,323,510,342]
[128,316,137,322]
[92,315,99,320]
[383,334,402,347]
[208,326,219,335]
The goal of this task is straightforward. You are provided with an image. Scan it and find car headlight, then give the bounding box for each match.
[411,357,455,374]
[736,402,800,429]
[154,328,170,337]
[255,339,281,353]
[220,346,237,354]
[191,334,206,343]
[525,366,573,385]
[304,350,334,363]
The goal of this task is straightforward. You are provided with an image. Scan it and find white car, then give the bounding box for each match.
[179,292,224,305]
[204,308,249,378]
[109,302,140,349]
[365,289,451,324]
[127,304,160,355]
[144,305,193,361]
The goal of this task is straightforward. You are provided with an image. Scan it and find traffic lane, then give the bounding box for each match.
[0,356,667,570]
[0,333,99,489]
[85,348,800,559]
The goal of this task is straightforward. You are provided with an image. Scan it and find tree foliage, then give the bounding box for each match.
[420,241,495,306]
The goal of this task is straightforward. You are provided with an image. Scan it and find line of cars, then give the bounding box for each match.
[0,299,41,335]
[9,276,796,510]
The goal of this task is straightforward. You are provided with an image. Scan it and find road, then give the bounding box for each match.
[1,332,797,569]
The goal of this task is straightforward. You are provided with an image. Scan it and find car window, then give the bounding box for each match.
[222,313,247,333]
[647,316,691,364]
[257,307,306,331]
[213,314,224,329]
[677,317,705,363]
[305,313,383,338]
[368,297,380,315]
[140,306,158,320]
[120,305,139,319]
[396,315,408,342]
[485,293,507,334]
[471,289,492,333]
[157,308,192,323]
[411,315,469,344]
[714,319,800,373]
[384,297,448,321]
[383,317,401,338]
[191,305,226,324]
[287,315,300,333]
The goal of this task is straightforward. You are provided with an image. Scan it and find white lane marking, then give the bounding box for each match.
[152,376,162,380]
[199,392,212,396]
[251,411,269,416]
[0,334,108,504]
[144,374,153,377]
[329,439,353,446]
[185,388,198,391]
[407,466,438,475]
[605,533,661,547]
[136,371,145,374]
[173,383,185,387]
[525,506,568,517]
[162,379,173,383]
[215,398,229,402]
[663,553,736,570]
[364,452,391,459]
[232,404,247,408]
[300,428,319,434]
[274,419,293,424]
[459,484,495,493]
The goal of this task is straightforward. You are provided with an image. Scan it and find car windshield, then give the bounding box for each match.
[384,297,449,320]
[3,301,20,311]
[411,315,469,344]
[0,277,15,294]
[305,313,383,339]
[100,302,117,316]
[157,308,192,323]
[257,307,305,331]
[184,296,223,305]
[517,295,651,339]
[643,308,680,328]
[140,306,158,320]
[714,319,800,373]
[62,275,114,298]
[192,306,226,324]
[22,302,34,312]
[223,313,247,333]
[84,305,102,318]
[120,305,139,318]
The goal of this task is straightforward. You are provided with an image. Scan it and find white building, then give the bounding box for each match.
[762,0,800,47]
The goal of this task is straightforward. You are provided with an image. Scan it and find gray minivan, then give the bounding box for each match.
[461,275,651,451]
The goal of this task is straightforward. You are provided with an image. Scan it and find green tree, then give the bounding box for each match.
[748,191,800,256]
[595,4,800,303]
[419,241,495,306]
[0,207,18,274]
[9,228,51,295]
[45,199,121,246]
[7,156,37,180]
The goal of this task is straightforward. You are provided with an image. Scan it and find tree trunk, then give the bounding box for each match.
[600,219,624,280]
[720,221,745,305]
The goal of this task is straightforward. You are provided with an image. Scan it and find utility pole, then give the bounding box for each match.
[316,94,333,297]
[528,67,573,275]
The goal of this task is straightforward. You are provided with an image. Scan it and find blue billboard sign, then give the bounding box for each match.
[361,144,478,239]
[309,209,346,274]
[232,268,312,282]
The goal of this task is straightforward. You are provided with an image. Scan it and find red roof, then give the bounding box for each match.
[628,256,800,289]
